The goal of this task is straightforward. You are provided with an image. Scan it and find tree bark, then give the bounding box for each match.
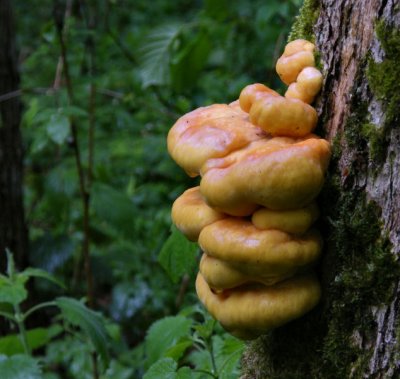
[241,1,400,378]
[0,0,28,273]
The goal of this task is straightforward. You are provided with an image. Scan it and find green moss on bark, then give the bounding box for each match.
[241,16,400,379]
[367,21,400,127]
[361,21,400,165]
[241,164,400,379]
[288,0,320,42]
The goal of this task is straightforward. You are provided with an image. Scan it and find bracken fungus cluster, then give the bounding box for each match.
[167,39,331,340]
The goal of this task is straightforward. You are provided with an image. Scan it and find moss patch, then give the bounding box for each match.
[241,171,400,379]
[364,21,400,164]
[288,0,320,42]
[319,180,400,377]
[241,16,400,379]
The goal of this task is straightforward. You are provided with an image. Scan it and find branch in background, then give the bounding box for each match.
[77,1,98,376]
[175,274,190,310]
[0,87,57,103]
[53,1,95,316]
[53,0,73,90]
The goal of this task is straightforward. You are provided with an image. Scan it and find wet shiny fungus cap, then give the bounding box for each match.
[200,136,331,216]
[276,39,315,85]
[238,83,318,138]
[198,218,322,281]
[239,83,280,113]
[285,67,323,104]
[167,103,265,177]
[171,186,226,242]
[195,272,321,339]
[199,253,297,291]
[252,202,319,235]
[249,96,318,137]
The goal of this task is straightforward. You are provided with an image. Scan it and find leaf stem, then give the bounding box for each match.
[208,337,218,378]
[0,310,16,322]
[23,301,57,321]
[14,303,31,355]
[205,320,218,378]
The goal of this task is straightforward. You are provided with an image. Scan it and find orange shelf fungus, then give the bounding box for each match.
[275,39,315,85]
[196,272,321,340]
[167,39,330,339]
[171,187,225,242]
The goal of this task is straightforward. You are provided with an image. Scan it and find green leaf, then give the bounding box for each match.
[46,113,70,145]
[214,335,245,379]
[20,268,65,289]
[91,182,137,238]
[170,31,212,92]
[55,297,110,367]
[164,338,193,361]
[60,106,88,118]
[0,325,63,356]
[145,315,192,367]
[176,367,194,379]
[0,354,42,379]
[0,275,28,306]
[204,0,229,20]
[193,318,216,340]
[138,24,182,88]
[143,358,177,379]
[158,227,198,284]
[22,98,39,128]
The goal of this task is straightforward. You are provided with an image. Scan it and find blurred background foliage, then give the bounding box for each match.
[3,0,302,377]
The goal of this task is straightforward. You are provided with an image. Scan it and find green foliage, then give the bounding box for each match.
[0,326,62,356]
[139,24,184,88]
[0,355,42,379]
[55,297,110,367]
[0,253,113,377]
[143,358,190,379]
[9,0,301,377]
[142,307,245,379]
[145,315,193,367]
[158,227,198,283]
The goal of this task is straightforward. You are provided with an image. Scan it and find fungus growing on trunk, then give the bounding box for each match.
[167,39,330,339]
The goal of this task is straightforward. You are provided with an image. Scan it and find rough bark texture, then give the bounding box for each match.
[0,0,28,273]
[241,0,400,378]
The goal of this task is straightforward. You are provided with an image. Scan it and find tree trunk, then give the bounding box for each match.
[241,1,400,378]
[0,0,28,273]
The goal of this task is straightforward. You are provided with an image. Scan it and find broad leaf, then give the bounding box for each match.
[138,24,182,88]
[164,338,193,361]
[0,275,28,306]
[21,268,65,289]
[61,106,88,118]
[143,357,177,379]
[145,315,192,367]
[158,227,198,283]
[171,31,211,92]
[176,367,194,379]
[46,113,70,145]
[0,325,62,356]
[214,335,245,379]
[91,182,137,238]
[55,297,110,367]
[0,354,42,379]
